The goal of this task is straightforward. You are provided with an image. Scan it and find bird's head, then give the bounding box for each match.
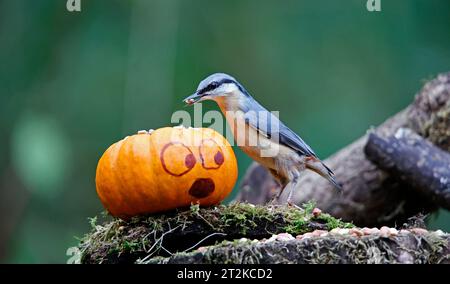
[184,73,247,105]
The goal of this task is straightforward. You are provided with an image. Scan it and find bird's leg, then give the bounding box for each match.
[286,177,302,210]
[269,195,278,205]
[285,160,305,209]
[268,169,288,205]
[269,185,285,204]
[269,184,285,204]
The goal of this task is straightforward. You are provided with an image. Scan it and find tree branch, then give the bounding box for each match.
[365,128,450,210]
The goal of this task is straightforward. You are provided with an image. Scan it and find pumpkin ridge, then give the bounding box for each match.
[114,138,140,216]
[126,135,153,214]
[146,133,166,213]
[101,140,128,214]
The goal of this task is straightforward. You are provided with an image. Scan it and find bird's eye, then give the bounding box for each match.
[210,82,219,89]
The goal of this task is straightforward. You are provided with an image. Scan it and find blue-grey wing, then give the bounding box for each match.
[242,99,317,157]
[277,124,317,157]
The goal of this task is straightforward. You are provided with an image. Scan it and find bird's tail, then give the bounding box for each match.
[305,157,343,193]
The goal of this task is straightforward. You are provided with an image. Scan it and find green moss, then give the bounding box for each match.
[121,240,141,252]
[281,201,354,234]
[76,202,355,264]
[316,213,355,230]
[282,206,309,234]
[302,200,316,215]
[88,216,98,228]
[189,203,200,215]
[284,218,308,235]
[219,203,275,234]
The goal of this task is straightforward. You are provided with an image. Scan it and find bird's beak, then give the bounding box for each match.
[183,92,202,105]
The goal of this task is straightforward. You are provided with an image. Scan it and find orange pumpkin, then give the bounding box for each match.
[95,126,238,218]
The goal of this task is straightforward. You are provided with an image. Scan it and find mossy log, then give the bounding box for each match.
[77,203,353,264]
[236,72,450,227]
[75,203,450,264]
[149,232,450,264]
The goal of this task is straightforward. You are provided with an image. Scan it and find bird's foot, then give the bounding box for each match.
[269,196,279,206]
[287,201,302,210]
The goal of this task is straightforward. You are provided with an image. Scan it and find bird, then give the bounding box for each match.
[183,73,342,206]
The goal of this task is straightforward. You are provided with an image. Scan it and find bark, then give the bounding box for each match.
[150,233,450,264]
[235,72,450,226]
[365,129,450,210]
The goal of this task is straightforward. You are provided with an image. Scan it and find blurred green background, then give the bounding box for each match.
[1,0,449,263]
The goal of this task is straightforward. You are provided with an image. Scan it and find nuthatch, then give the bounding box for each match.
[184,73,342,205]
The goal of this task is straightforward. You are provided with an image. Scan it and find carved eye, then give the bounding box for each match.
[199,139,225,170]
[160,142,196,176]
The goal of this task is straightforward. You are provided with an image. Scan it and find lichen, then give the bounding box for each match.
[409,74,450,151]
[150,233,449,264]
[425,100,450,151]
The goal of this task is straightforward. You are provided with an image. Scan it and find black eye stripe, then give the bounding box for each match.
[198,82,219,94]
[197,78,250,97]
[218,79,249,96]
[198,79,237,95]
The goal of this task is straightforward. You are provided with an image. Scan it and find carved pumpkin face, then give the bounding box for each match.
[95,127,238,218]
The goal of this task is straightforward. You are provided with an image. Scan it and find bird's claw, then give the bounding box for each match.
[287,201,302,210]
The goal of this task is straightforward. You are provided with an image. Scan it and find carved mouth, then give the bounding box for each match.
[188,178,215,199]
